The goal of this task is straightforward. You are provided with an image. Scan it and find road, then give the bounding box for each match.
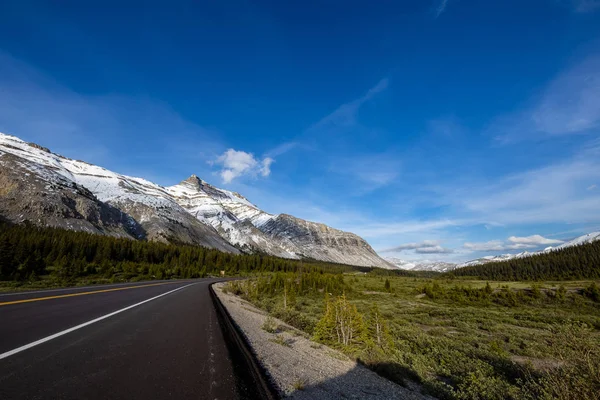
[0,279,259,400]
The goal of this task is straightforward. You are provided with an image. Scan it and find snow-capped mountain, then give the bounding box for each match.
[385,232,600,272]
[456,232,600,268]
[384,258,457,272]
[0,132,393,269]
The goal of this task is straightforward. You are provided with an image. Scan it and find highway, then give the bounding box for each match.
[0,279,260,399]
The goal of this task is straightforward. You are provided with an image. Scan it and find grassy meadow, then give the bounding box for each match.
[225,273,600,400]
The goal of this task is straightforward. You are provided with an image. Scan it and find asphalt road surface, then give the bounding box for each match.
[0,279,258,400]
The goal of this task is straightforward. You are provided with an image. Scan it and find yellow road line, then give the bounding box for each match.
[0,282,182,307]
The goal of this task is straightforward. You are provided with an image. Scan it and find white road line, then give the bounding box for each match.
[0,283,196,360]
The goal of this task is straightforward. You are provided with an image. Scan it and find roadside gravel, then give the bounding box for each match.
[213,282,434,399]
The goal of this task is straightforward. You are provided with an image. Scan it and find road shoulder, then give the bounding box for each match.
[212,282,433,399]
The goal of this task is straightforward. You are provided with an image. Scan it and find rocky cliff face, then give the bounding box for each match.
[258,214,390,267]
[0,150,143,239]
[0,132,393,268]
[0,134,238,253]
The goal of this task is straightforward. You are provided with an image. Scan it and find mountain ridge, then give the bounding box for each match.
[0,132,393,269]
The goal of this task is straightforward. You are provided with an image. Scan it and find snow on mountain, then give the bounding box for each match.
[455,232,600,268]
[167,176,393,267]
[384,258,457,272]
[547,232,600,250]
[0,133,238,251]
[385,232,600,272]
[166,175,298,259]
[0,132,392,268]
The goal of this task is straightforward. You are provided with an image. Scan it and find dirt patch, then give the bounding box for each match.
[363,291,392,295]
[511,355,565,372]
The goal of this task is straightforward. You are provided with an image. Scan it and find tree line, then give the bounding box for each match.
[448,240,600,281]
[0,222,368,282]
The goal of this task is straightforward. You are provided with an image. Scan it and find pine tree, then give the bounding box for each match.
[366,304,393,349]
[313,294,365,346]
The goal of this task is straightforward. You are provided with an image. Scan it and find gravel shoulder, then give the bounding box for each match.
[213,282,434,399]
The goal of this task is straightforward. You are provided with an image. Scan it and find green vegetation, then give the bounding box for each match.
[262,316,279,334]
[226,273,600,399]
[0,222,370,289]
[292,378,307,391]
[269,334,293,348]
[449,240,600,281]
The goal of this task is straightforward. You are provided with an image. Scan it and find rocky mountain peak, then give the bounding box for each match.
[181,174,205,191]
[27,142,51,153]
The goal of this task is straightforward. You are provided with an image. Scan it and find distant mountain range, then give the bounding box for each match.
[383,258,458,272]
[385,232,600,272]
[0,132,394,269]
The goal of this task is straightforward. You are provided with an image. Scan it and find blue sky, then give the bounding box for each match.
[1,0,600,262]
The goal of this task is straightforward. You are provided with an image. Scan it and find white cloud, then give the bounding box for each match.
[381,240,453,254]
[416,245,454,254]
[507,235,563,246]
[464,234,563,252]
[434,0,449,18]
[463,240,507,252]
[260,157,274,177]
[381,240,438,252]
[214,149,274,183]
[588,184,598,190]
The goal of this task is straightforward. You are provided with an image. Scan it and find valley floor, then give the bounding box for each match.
[225,274,600,400]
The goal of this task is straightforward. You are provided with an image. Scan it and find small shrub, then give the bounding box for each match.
[384,278,391,292]
[583,282,600,302]
[292,378,308,391]
[270,335,292,348]
[556,285,567,301]
[262,316,278,334]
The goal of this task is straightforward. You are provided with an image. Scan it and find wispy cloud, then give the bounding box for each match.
[572,0,600,13]
[456,142,600,226]
[308,78,389,133]
[265,141,299,158]
[328,138,600,259]
[328,152,401,193]
[492,55,600,143]
[434,0,449,18]
[212,149,273,184]
[345,219,464,239]
[426,116,466,137]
